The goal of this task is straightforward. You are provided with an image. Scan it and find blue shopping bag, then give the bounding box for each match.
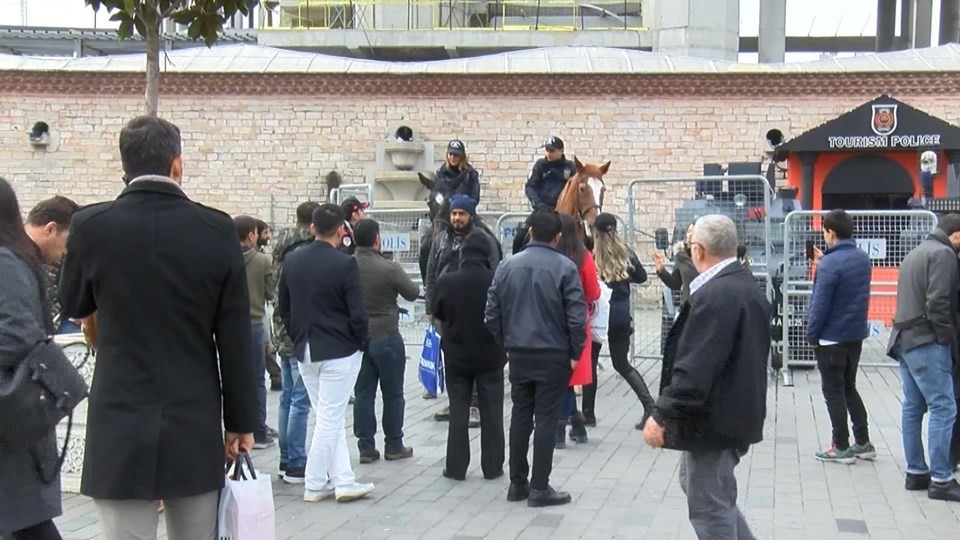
[418,325,445,395]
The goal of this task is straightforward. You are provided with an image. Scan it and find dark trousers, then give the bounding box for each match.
[609,325,656,412]
[251,322,268,435]
[446,367,505,478]
[815,341,869,449]
[9,520,62,540]
[353,334,407,453]
[508,356,571,490]
[581,341,602,417]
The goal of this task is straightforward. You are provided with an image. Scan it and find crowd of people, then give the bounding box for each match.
[3,114,960,540]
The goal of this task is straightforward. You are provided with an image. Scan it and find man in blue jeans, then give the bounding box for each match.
[353,219,421,463]
[271,202,319,483]
[889,213,960,501]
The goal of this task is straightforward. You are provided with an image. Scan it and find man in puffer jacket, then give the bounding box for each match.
[806,209,874,464]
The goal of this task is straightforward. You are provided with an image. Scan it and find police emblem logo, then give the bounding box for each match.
[871,104,898,136]
[343,237,352,247]
[563,169,572,179]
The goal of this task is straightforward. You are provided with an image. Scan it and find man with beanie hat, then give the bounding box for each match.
[432,231,507,481]
[425,194,502,422]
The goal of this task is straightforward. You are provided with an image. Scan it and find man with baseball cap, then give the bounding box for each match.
[340,197,368,255]
[524,136,577,213]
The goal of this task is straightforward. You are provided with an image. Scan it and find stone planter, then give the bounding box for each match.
[373,170,430,205]
[383,142,425,171]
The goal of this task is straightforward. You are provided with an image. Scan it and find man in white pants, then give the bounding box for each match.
[277,203,374,503]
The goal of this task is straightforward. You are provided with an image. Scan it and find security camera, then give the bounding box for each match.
[765,128,784,149]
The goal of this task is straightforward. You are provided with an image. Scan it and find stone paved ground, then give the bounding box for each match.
[54,357,960,540]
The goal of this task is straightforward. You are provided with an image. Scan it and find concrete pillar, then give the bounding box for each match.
[901,0,915,48]
[940,0,960,44]
[758,0,786,63]
[915,0,933,47]
[876,0,897,52]
[654,0,739,61]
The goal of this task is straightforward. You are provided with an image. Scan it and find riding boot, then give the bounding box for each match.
[623,370,656,430]
[581,382,597,427]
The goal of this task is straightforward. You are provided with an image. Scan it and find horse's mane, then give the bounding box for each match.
[555,174,581,217]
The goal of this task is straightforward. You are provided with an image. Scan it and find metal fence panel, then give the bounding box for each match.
[781,210,937,369]
[330,184,373,205]
[625,175,774,360]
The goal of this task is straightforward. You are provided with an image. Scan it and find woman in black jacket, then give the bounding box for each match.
[653,222,699,305]
[431,232,506,481]
[0,178,63,540]
[592,213,655,430]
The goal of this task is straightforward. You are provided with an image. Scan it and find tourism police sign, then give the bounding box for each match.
[777,95,960,155]
[827,103,943,149]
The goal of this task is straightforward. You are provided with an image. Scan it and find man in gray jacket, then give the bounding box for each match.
[889,213,960,501]
[485,210,587,508]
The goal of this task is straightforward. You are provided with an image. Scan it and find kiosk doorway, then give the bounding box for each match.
[820,155,915,211]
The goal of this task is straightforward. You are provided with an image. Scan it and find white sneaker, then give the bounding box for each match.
[303,484,335,502]
[335,482,375,503]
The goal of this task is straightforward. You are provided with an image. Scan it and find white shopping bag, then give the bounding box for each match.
[590,279,612,344]
[218,451,276,540]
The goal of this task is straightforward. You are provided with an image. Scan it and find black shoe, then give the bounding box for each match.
[442,469,466,481]
[483,469,504,480]
[527,486,572,507]
[282,467,305,484]
[270,380,282,391]
[279,461,288,473]
[905,472,931,491]
[506,482,530,502]
[253,433,276,449]
[359,450,381,464]
[583,413,597,428]
[569,413,588,443]
[434,406,450,421]
[928,479,960,502]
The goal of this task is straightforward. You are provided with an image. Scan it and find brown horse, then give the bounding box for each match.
[556,156,611,238]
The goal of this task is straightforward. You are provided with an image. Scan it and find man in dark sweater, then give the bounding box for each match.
[806,209,875,464]
[433,232,507,482]
[352,219,421,464]
[485,211,587,508]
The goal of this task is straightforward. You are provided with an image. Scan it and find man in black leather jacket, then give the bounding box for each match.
[485,210,587,508]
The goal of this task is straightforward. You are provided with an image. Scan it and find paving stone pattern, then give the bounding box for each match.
[56,359,960,539]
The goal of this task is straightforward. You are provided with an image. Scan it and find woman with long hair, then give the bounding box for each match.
[591,212,654,430]
[554,214,600,446]
[0,177,63,540]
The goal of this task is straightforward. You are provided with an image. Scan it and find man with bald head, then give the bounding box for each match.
[643,214,770,540]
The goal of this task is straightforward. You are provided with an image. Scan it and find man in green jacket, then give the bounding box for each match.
[270,202,318,483]
[236,215,277,449]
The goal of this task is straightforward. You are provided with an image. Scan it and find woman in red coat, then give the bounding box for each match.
[554,215,601,447]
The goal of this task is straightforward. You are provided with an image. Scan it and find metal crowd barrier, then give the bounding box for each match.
[781,210,937,373]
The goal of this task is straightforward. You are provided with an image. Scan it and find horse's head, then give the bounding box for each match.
[557,157,610,237]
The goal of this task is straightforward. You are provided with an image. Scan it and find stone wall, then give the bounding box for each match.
[1,71,959,229]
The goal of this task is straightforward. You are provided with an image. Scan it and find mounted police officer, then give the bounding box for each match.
[435,139,481,207]
[524,136,577,212]
[340,197,368,255]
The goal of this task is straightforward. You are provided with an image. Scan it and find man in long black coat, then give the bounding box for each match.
[60,116,258,538]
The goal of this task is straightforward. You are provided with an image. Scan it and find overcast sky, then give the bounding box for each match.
[0,0,948,62]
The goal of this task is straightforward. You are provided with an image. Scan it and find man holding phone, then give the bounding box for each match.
[806,209,875,464]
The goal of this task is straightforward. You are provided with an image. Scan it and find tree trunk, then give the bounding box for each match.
[144,21,161,116]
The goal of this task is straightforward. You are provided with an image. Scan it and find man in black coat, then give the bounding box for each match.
[432,231,507,482]
[59,116,258,538]
[277,203,374,503]
[644,214,769,540]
